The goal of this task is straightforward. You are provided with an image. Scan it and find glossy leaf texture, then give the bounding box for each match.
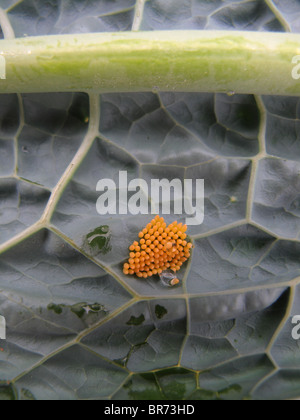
[0,0,300,401]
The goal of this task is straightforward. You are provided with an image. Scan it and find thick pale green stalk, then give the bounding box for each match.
[0,30,300,95]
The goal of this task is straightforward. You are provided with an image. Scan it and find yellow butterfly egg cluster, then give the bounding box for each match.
[123,215,192,280]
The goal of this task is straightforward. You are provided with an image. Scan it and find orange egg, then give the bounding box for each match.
[123,216,193,279]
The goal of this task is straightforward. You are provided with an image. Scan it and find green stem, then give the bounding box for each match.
[0,30,300,95]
